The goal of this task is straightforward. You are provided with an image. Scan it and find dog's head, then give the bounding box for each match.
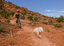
[39,27,43,33]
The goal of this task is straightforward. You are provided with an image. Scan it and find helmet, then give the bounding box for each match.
[17,9,20,12]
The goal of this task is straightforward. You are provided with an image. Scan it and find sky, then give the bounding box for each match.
[5,0,64,17]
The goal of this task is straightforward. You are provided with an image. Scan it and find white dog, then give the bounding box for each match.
[33,27,43,38]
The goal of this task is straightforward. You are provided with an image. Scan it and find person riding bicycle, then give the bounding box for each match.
[13,9,23,28]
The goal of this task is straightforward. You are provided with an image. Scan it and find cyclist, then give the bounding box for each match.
[13,9,23,28]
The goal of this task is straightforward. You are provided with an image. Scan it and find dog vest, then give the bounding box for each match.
[36,30,41,34]
[36,30,39,32]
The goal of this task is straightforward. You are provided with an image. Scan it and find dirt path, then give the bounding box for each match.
[10,19,56,46]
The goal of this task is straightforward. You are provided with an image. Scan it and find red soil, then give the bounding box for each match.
[0,19,64,46]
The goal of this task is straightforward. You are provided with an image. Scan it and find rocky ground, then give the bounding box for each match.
[0,19,64,46]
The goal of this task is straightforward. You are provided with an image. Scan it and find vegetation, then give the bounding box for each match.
[43,18,46,20]
[45,29,50,32]
[34,17,38,21]
[49,22,54,25]
[0,9,15,19]
[54,23,62,28]
[49,20,54,25]
[49,16,54,19]
[0,23,7,32]
[21,15,25,19]
[56,16,64,22]
[32,13,37,16]
[8,1,12,4]
[0,0,4,9]
[42,21,47,25]
[9,30,13,46]
[28,15,33,21]
[21,12,26,15]
[42,15,46,17]
[15,6,20,9]
[62,30,64,32]
[57,18,63,22]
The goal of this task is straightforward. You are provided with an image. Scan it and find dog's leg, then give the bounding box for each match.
[36,32,42,38]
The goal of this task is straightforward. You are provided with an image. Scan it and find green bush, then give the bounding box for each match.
[57,18,63,22]
[49,22,54,25]
[49,20,54,25]
[8,1,12,4]
[0,9,7,17]
[21,12,26,15]
[54,23,62,28]
[32,13,37,16]
[51,17,54,19]
[0,5,3,9]
[21,15,25,19]
[15,6,20,9]
[34,17,38,21]
[45,29,50,32]
[0,24,7,32]
[42,21,47,24]
[43,18,46,20]
[11,12,15,16]
[56,16,64,22]
[0,9,15,18]
[50,20,52,23]
[42,15,46,17]
[28,15,33,21]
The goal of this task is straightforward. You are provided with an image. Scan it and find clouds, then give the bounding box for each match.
[45,10,64,13]
[59,11,64,12]
[45,10,51,12]
[45,10,56,12]
[43,10,64,17]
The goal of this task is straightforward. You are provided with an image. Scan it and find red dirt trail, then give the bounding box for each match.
[10,19,56,46]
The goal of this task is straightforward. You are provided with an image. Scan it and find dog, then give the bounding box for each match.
[33,27,43,38]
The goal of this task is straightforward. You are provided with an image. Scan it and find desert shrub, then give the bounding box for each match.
[54,23,62,28]
[0,24,7,32]
[34,17,38,21]
[11,12,15,16]
[8,1,12,4]
[8,1,12,6]
[37,19,41,23]
[57,18,63,22]
[43,18,46,20]
[15,6,20,9]
[28,15,33,21]
[42,15,46,17]
[32,13,37,16]
[49,22,54,25]
[56,16,64,22]
[0,9,7,17]
[0,9,15,18]
[51,17,54,19]
[42,21,47,24]
[21,12,26,15]
[21,15,25,19]
[62,30,64,32]
[0,5,3,9]
[5,11,11,18]
[49,20,54,25]
[0,0,4,9]
[50,20,52,23]
[45,29,50,32]
[0,9,5,13]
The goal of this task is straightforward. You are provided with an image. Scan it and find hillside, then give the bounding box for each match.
[0,0,64,46]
